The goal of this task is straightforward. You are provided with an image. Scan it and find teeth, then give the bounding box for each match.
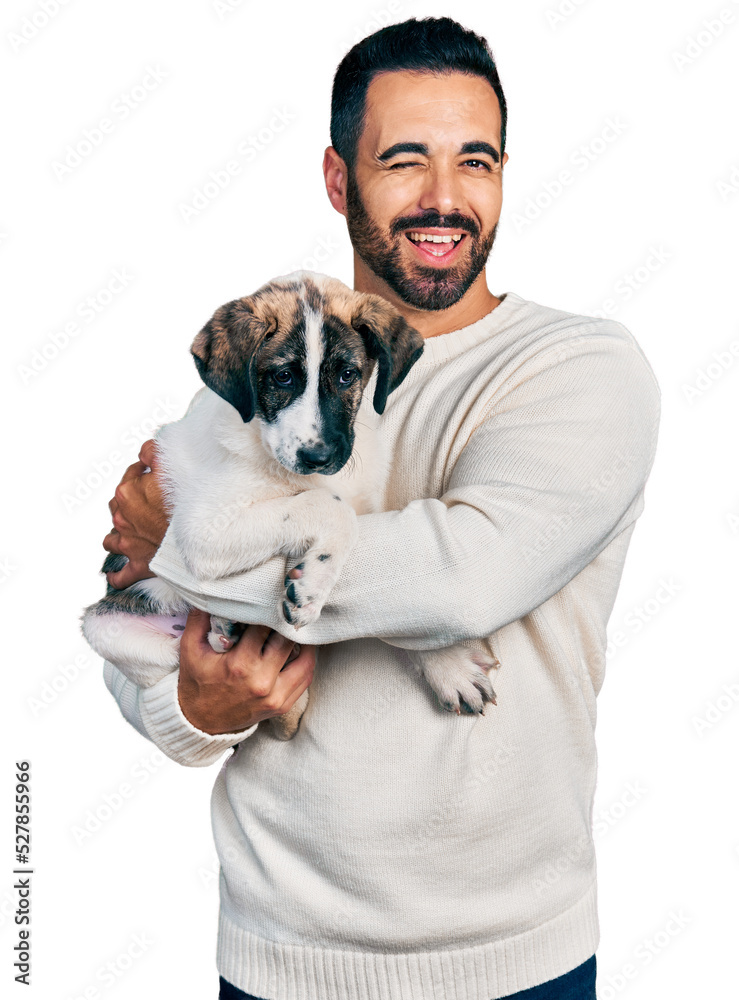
[409,232,464,243]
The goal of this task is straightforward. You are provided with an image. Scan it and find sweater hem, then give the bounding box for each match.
[216,881,599,1000]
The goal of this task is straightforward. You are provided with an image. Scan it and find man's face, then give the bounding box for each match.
[345,70,507,311]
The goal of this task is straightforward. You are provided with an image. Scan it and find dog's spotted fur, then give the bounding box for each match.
[82,271,498,740]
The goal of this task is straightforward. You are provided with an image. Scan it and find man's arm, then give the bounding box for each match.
[147,331,661,649]
[103,608,316,764]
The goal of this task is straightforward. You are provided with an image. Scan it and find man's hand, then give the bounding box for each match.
[177,608,316,734]
[104,439,170,590]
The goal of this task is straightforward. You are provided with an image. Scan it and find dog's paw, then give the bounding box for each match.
[281,549,342,630]
[207,616,246,652]
[406,645,499,716]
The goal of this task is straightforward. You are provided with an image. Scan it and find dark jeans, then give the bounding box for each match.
[218,954,596,999]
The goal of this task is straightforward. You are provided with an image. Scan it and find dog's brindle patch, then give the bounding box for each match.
[88,588,171,617]
[88,553,185,618]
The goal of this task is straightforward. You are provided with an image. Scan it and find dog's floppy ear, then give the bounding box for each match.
[351,296,424,414]
[191,299,272,422]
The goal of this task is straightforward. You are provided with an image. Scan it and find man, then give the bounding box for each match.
[103,17,660,1000]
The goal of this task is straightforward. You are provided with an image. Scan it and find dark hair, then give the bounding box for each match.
[330,17,507,171]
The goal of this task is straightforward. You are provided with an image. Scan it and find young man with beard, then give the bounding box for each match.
[102,17,660,1000]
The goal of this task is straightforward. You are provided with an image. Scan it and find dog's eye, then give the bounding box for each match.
[339,368,358,386]
[273,369,293,387]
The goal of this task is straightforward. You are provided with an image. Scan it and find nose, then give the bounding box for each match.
[297,443,334,470]
[418,161,464,217]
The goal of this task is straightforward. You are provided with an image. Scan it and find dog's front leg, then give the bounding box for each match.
[174,489,358,628]
[277,489,360,629]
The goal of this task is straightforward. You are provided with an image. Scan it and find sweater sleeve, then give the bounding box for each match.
[102,661,259,766]
[149,330,661,650]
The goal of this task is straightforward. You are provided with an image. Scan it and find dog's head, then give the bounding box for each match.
[190,271,424,476]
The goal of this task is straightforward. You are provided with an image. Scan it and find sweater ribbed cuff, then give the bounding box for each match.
[138,670,258,767]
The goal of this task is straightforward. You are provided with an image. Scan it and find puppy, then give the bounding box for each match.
[82,272,498,739]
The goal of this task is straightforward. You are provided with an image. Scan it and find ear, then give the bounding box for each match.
[323,146,348,218]
[191,299,271,422]
[351,296,424,414]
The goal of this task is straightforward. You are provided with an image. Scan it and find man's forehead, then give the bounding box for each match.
[361,69,502,151]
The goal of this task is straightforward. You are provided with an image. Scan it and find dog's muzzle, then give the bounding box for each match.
[295,439,351,475]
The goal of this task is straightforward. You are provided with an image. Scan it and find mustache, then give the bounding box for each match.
[391,211,480,238]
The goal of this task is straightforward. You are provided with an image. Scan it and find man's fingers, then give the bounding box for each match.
[219,625,291,697]
[106,560,154,590]
[237,623,276,661]
[283,642,302,666]
[119,460,148,485]
[111,508,132,532]
[176,621,316,734]
[288,642,316,675]
[139,439,158,470]
[260,628,295,660]
[102,529,122,554]
[106,567,128,590]
[105,563,135,590]
[269,643,316,713]
[180,607,213,657]
[102,528,135,555]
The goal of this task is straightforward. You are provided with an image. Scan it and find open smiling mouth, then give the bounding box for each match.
[405,230,468,262]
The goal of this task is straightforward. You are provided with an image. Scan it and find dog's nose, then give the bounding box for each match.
[297,443,333,470]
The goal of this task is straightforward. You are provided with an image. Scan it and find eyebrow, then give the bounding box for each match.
[377,142,428,162]
[460,141,500,164]
[377,140,500,164]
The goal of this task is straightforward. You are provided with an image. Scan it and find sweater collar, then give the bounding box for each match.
[413,292,525,367]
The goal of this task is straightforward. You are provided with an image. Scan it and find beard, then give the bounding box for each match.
[345,169,498,312]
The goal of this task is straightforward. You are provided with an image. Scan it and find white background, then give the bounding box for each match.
[2,0,738,997]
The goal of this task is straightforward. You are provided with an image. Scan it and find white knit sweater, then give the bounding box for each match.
[104,290,661,1000]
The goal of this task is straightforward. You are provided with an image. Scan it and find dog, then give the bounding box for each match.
[82,272,498,740]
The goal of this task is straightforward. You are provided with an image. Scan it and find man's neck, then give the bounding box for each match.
[352,256,502,339]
